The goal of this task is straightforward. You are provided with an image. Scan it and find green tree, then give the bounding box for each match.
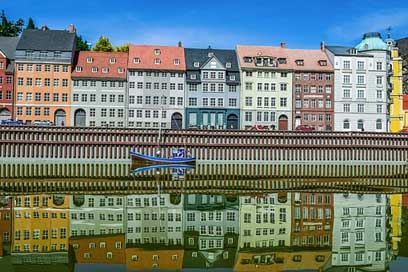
[0,10,24,37]
[115,43,129,53]
[92,36,113,52]
[402,54,408,94]
[76,34,90,51]
[26,17,35,29]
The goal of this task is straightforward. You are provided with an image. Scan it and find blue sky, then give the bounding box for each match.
[3,0,408,49]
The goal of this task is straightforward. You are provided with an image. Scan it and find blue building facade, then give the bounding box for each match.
[184,48,240,129]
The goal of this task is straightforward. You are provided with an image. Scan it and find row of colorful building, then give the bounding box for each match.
[0,25,407,132]
[0,192,402,271]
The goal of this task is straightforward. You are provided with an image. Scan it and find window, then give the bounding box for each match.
[357,104,365,113]
[376,119,382,130]
[280,83,287,91]
[133,57,140,64]
[357,119,364,130]
[357,61,365,70]
[376,76,383,85]
[280,98,287,107]
[353,73,363,84]
[343,75,351,84]
[357,89,365,98]
[245,97,252,106]
[343,104,350,112]
[376,62,383,71]
[343,60,351,69]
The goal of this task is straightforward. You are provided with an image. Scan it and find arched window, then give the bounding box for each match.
[357,119,364,131]
[376,119,382,130]
[343,119,350,129]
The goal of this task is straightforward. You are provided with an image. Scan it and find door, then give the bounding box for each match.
[54,109,66,126]
[227,114,238,129]
[74,109,86,127]
[278,115,288,130]
[0,108,11,121]
[171,112,182,129]
[295,116,301,128]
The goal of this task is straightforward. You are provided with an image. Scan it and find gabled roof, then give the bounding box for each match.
[325,45,373,57]
[16,29,76,51]
[0,37,19,59]
[72,51,128,80]
[237,45,333,71]
[128,45,185,71]
[184,48,239,71]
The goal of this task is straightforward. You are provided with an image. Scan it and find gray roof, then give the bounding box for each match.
[184,48,239,71]
[326,45,373,57]
[0,37,19,59]
[17,29,76,51]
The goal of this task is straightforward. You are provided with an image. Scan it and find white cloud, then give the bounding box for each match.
[327,8,408,43]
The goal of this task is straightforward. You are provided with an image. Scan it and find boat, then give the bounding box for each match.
[130,163,195,174]
[130,148,196,164]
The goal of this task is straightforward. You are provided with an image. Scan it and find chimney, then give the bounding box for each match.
[68,24,76,33]
[280,42,286,48]
[320,41,325,51]
[178,41,182,47]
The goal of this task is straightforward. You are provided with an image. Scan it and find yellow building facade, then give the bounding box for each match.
[390,194,402,255]
[389,47,404,133]
[11,194,70,254]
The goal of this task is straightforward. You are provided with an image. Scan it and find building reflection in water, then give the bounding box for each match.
[0,191,404,271]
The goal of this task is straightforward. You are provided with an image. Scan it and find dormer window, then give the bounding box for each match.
[110,58,116,64]
[25,51,34,57]
[319,60,327,66]
[295,59,304,66]
[39,51,48,58]
[86,57,93,63]
[255,57,263,66]
[154,58,161,64]
[154,49,161,55]
[193,62,200,68]
[54,51,62,58]
[133,58,140,64]
[75,66,83,72]
[102,67,109,73]
[348,48,357,55]
[174,58,180,65]
[118,67,124,73]
[230,75,236,81]
[278,58,287,64]
[190,74,197,80]
[208,52,214,57]
[243,57,252,63]
[226,62,231,68]
[91,67,98,73]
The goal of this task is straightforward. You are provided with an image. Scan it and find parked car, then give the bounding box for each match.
[1,119,24,126]
[32,120,53,126]
[295,125,315,132]
[250,125,269,131]
[400,128,408,133]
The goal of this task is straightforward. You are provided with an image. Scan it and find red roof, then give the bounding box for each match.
[128,45,185,71]
[72,51,128,80]
[403,94,408,110]
[236,45,333,71]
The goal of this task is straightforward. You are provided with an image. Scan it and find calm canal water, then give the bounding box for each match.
[0,161,407,271]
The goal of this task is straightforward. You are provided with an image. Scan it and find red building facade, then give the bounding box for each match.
[0,37,19,120]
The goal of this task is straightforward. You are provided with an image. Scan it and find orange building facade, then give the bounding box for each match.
[13,27,76,125]
[69,234,125,264]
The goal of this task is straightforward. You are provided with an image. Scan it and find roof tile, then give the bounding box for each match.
[128,45,185,71]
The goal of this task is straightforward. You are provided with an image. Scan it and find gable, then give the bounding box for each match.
[201,55,225,70]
